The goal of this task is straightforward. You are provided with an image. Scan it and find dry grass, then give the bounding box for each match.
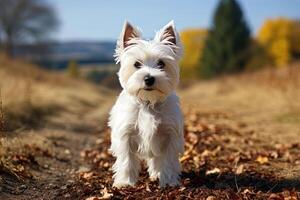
[0,55,113,131]
[0,55,115,190]
[0,89,4,132]
[180,62,300,144]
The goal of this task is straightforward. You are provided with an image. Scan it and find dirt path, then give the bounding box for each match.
[43,102,299,199]
[0,96,114,200]
[0,130,99,199]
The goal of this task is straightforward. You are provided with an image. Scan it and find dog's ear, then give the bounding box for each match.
[155,20,182,58]
[114,21,141,63]
[119,21,141,49]
[155,20,178,46]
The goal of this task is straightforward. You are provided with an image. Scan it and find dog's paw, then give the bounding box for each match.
[159,175,181,188]
[159,180,181,188]
[149,176,158,182]
[148,171,159,182]
[167,179,181,187]
[113,181,135,189]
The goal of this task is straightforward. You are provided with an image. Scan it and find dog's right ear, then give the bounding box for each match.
[118,21,141,50]
[115,21,141,63]
[121,21,141,48]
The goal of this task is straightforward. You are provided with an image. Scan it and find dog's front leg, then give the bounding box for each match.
[147,138,182,187]
[111,128,140,188]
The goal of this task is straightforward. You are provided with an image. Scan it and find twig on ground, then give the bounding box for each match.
[0,88,5,132]
[266,182,278,194]
[234,158,240,193]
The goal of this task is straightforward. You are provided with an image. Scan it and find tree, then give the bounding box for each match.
[200,0,250,78]
[0,0,58,57]
[257,18,300,67]
[180,29,207,79]
[244,39,268,71]
[292,20,300,57]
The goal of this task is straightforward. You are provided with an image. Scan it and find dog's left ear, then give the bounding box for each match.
[155,20,182,57]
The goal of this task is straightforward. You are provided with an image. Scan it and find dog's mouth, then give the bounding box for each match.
[143,87,165,94]
[144,88,154,91]
[137,87,165,95]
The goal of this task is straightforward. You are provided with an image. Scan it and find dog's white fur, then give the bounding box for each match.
[108,21,184,188]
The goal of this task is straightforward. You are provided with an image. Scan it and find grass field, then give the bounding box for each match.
[0,57,299,199]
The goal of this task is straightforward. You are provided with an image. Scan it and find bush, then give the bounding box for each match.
[66,60,79,78]
[86,70,109,84]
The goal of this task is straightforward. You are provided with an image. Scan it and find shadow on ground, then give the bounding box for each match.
[182,169,300,192]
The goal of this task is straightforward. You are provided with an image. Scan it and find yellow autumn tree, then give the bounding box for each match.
[180,29,207,78]
[291,20,300,56]
[257,18,300,67]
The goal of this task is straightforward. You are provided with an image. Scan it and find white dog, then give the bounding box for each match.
[108,20,184,188]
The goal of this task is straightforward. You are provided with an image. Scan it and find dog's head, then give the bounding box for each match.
[115,21,182,105]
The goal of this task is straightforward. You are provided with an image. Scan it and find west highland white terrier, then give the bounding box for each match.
[108,20,184,188]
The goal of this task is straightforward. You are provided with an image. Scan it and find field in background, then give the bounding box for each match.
[0,57,299,199]
[180,62,300,144]
[0,56,114,131]
[78,63,120,89]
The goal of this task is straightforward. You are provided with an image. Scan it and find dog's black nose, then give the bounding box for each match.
[144,75,155,87]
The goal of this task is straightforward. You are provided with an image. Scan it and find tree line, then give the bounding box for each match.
[180,0,300,79]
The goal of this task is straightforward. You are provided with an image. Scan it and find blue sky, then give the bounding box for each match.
[49,0,300,41]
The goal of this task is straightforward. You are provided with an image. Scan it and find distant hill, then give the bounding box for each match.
[15,41,116,69]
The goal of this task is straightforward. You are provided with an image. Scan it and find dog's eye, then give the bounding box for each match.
[157,60,165,69]
[134,61,142,69]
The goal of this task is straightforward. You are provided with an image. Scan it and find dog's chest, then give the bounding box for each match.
[134,105,166,157]
[136,105,160,137]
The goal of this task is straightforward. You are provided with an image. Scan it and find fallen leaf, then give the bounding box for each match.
[201,149,211,157]
[82,172,94,179]
[77,166,91,173]
[268,193,282,200]
[256,156,269,164]
[206,196,216,200]
[270,151,279,159]
[282,190,298,200]
[236,164,244,175]
[96,138,104,144]
[206,168,221,175]
[64,149,71,155]
[145,183,151,192]
[85,197,101,200]
[80,150,87,158]
[243,189,252,194]
[180,154,190,162]
[100,187,113,199]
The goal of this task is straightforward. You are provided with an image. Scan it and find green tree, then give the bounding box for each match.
[200,0,250,78]
[67,60,79,78]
